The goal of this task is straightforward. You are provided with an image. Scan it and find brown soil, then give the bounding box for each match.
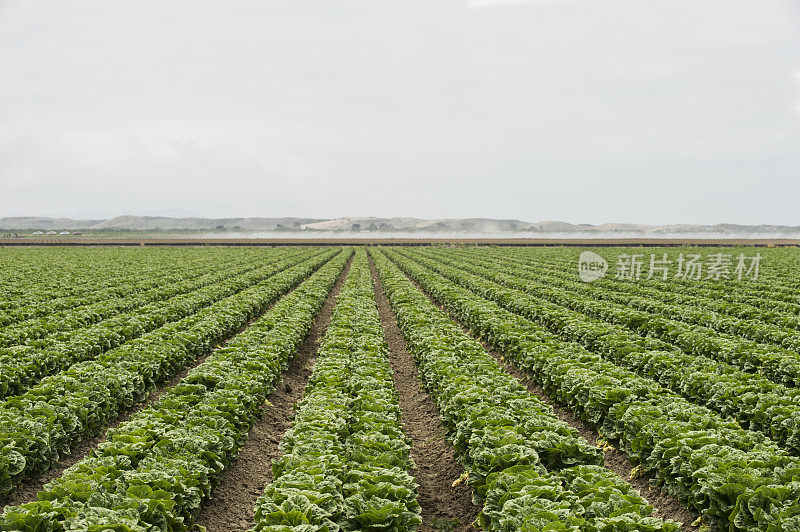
[194,255,353,532]
[368,255,480,532]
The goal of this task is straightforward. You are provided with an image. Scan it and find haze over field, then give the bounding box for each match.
[1,1,799,225]
[4,216,800,239]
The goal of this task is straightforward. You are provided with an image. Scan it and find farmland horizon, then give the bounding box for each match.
[3,215,800,239]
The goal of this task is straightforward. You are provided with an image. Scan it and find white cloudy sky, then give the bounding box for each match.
[1,0,799,224]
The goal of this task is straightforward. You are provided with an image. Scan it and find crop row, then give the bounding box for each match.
[0,251,266,347]
[0,249,351,531]
[0,249,337,498]
[0,248,241,321]
[370,249,679,531]
[504,248,800,317]
[0,255,263,351]
[477,248,800,340]
[0,248,314,399]
[0,259,207,330]
[384,248,800,530]
[0,249,162,315]
[498,248,800,330]
[409,249,800,453]
[421,248,800,388]
[252,250,421,531]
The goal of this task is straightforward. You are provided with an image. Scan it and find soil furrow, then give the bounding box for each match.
[193,254,354,532]
[368,254,480,532]
[389,254,697,530]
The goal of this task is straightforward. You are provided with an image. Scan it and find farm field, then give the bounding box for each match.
[0,246,798,531]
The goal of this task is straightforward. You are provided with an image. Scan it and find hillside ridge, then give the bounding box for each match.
[2,216,800,235]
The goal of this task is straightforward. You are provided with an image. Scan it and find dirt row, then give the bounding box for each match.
[386,255,697,530]
[198,254,484,532]
[193,254,354,531]
[369,256,480,532]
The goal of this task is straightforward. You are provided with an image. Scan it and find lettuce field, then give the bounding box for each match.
[0,245,799,531]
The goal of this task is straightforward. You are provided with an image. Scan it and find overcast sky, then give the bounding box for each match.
[1,0,799,224]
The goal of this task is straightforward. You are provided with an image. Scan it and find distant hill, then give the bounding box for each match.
[0,216,324,231]
[299,218,800,236]
[2,216,800,237]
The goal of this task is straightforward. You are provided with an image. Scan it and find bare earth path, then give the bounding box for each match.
[194,254,353,532]
[369,255,480,532]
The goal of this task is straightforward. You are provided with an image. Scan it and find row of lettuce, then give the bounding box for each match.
[0,249,335,498]
[0,248,180,318]
[497,248,800,333]
[370,249,680,531]
[0,250,263,346]
[0,247,262,324]
[520,246,800,302]
[412,248,800,454]
[428,248,800,388]
[251,250,421,531]
[0,249,352,530]
[0,249,318,399]
[384,248,800,530]
[0,256,196,329]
